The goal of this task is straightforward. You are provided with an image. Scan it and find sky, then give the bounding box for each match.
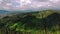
[0,0,60,11]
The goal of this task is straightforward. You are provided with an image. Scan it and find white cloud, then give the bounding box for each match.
[6,3,12,6]
[0,0,3,1]
[0,0,60,10]
[49,0,59,3]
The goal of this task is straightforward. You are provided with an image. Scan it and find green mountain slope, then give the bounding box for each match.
[0,10,60,34]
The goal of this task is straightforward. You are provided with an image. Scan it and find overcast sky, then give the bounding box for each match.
[0,0,60,11]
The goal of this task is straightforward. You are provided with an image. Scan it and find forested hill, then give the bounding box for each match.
[0,10,60,34]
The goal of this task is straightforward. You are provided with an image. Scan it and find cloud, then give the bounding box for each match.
[0,0,60,11]
[32,0,48,2]
[49,0,59,3]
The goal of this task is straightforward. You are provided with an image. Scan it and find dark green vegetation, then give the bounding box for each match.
[0,10,60,34]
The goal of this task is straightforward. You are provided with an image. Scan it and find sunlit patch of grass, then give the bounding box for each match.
[36,10,54,18]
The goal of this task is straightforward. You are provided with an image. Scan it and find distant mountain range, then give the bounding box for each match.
[0,10,10,14]
[0,10,33,14]
[0,9,60,19]
[0,9,60,14]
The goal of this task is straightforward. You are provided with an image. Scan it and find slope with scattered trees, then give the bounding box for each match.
[0,10,60,34]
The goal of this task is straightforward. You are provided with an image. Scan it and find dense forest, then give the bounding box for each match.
[0,10,60,34]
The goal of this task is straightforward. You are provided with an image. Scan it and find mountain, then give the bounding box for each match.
[0,10,10,14]
[0,10,12,18]
[0,10,60,34]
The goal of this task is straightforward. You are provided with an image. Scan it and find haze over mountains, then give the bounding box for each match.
[0,9,59,15]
